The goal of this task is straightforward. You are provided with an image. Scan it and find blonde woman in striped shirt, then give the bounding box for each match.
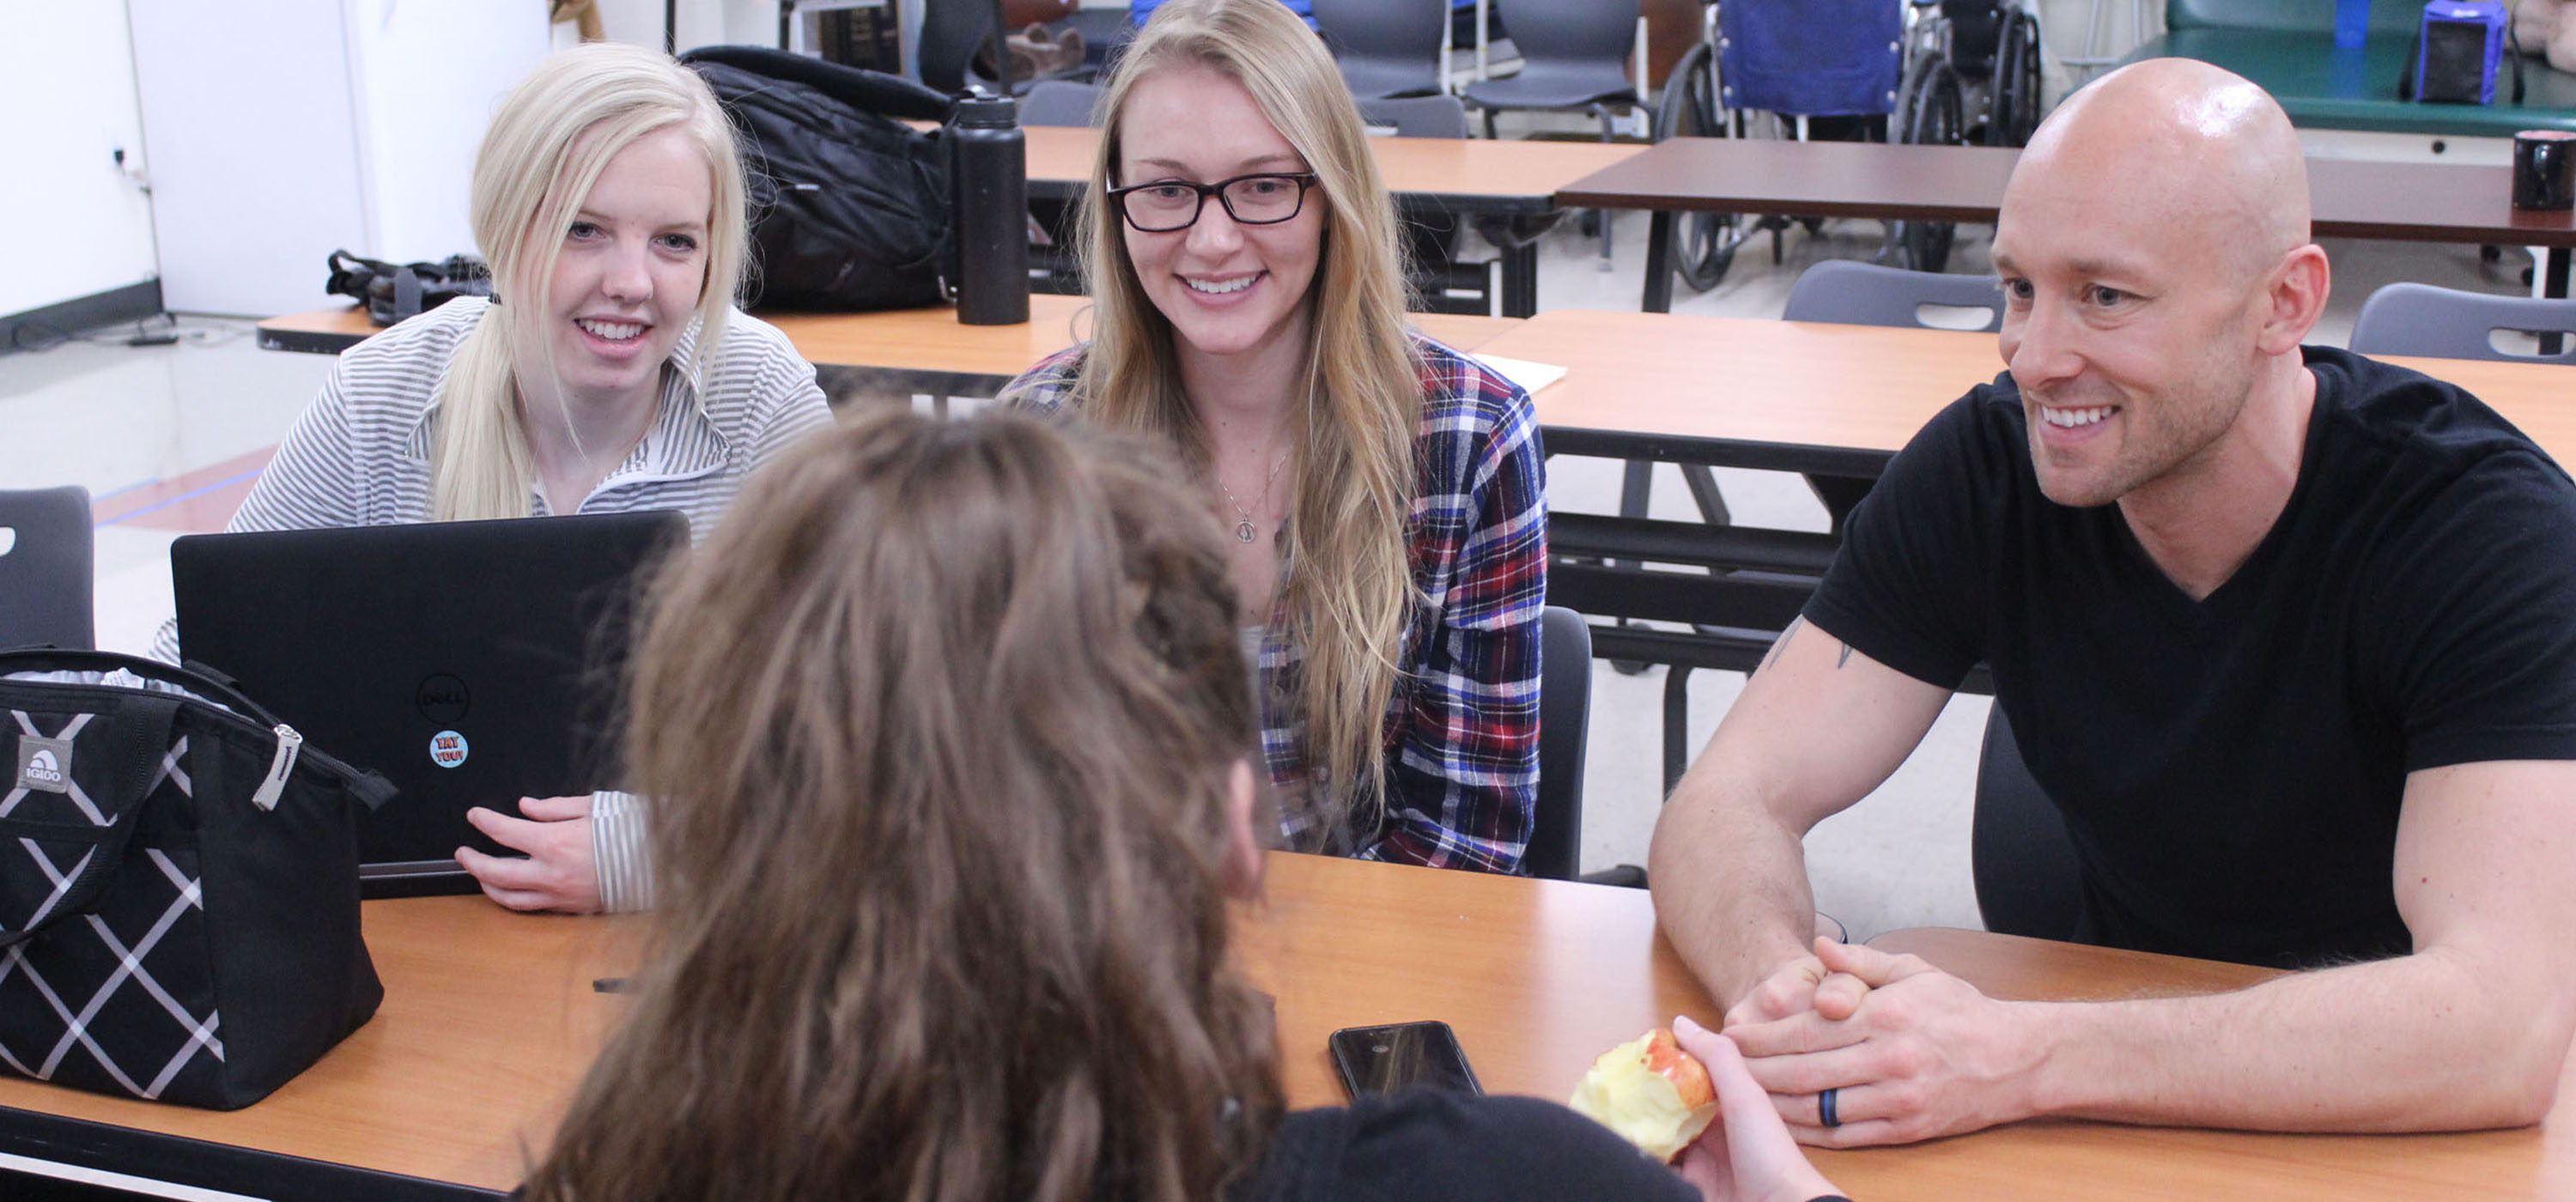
[199,44,832,912]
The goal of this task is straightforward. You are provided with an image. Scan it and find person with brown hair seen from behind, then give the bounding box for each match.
[519,409,1850,1202]
[1651,58,2576,1147]
[1002,0,1547,874]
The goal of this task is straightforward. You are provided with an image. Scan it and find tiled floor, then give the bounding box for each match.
[0,183,2539,941]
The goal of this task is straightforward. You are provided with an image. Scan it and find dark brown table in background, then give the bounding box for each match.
[1558,137,2576,312]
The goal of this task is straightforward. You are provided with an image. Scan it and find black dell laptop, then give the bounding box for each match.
[171,511,688,897]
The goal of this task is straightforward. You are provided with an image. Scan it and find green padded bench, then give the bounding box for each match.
[2124,0,2576,137]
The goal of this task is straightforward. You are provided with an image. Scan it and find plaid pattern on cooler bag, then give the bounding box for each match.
[0,648,392,1109]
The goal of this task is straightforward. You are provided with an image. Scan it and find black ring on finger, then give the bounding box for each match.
[1820,1086,1842,1129]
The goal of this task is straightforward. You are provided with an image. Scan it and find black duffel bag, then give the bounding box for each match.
[325,249,494,327]
[683,46,957,311]
[0,649,392,1109]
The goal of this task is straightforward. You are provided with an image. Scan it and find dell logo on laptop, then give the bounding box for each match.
[416,674,471,725]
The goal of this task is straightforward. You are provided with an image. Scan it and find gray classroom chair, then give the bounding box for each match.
[1971,707,2082,941]
[915,0,996,95]
[0,486,96,651]
[1461,0,1641,264]
[1357,92,1471,138]
[1460,0,1642,143]
[1524,605,1592,882]
[1019,82,1103,294]
[1018,79,1104,127]
[2348,282,2576,364]
[917,0,1085,96]
[1781,258,2007,333]
[1358,94,1493,315]
[1315,0,1450,100]
[1777,258,2006,527]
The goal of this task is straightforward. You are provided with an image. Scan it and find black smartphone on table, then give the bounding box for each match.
[1328,1020,1482,1099]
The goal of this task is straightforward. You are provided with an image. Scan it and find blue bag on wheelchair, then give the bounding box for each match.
[2399,1,2524,106]
[1718,0,1903,117]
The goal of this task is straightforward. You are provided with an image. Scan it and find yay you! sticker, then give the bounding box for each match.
[429,730,469,769]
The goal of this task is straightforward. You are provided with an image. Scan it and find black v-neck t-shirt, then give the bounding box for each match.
[1229,1092,1697,1202]
[1807,347,2576,968]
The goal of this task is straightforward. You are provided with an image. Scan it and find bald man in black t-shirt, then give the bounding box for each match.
[1649,58,2576,1148]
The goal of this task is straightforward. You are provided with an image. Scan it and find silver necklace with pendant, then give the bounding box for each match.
[1217,450,1289,544]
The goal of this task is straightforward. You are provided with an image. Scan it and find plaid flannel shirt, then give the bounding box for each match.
[1005,334,1547,872]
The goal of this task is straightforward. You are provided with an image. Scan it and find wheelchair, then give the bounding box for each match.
[1655,0,2044,289]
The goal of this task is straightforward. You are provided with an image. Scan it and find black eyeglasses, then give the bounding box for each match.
[1105,173,1321,233]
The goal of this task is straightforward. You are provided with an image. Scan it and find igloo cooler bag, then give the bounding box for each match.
[0,648,392,1108]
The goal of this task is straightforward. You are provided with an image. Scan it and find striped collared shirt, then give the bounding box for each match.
[225,296,829,539]
[1005,333,1548,873]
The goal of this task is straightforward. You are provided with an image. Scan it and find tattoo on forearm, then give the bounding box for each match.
[1837,642,1854,669]
[1756,617,1804,677]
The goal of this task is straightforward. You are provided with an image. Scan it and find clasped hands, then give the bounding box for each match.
[1722,937,2045,1147]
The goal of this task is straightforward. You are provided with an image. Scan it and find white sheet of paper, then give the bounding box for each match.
[1471,354,1569,396]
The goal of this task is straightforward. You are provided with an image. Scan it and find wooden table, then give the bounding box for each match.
[1474,307,2576,762]
[3,853,2568,1200]
[1475,307,2576,471]
[255,296,1525,403]
[1023,124,1645,317]
[1556,137,2576,312]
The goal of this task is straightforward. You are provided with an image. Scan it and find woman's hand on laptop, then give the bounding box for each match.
[457,795,603,913]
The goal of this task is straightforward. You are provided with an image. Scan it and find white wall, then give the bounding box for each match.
[129,0,372,317]
[129,0,545,317]
[584,0,782,52]
[0,1,159,317]
[345,0,552,261]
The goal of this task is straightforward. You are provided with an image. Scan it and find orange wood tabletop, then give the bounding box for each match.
[255,298,1522,373]
[765,293,1523,378]
[1473,308,2576,470]
[4,854,2570,1199]
[0,895,641,1192]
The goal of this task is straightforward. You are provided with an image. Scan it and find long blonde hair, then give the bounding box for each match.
[526,409,1283,1202]
[429,42,749,521]
[1071,0,1421,846]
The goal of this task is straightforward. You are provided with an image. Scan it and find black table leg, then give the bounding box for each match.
[1500,242,1539,318]
[1643,210,1674,314]
[2547,247,2570,355]
[1663,665,1692,794]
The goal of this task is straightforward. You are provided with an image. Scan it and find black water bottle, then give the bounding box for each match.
[951,88,1030,326]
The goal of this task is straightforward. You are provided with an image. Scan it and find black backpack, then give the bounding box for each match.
[682,46,957,311]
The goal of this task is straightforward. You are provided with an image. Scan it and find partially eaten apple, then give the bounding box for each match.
[1567,1027,1719,1163]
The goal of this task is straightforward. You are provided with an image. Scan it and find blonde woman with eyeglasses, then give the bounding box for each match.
[1004,0,1547,873]
[179,43,833,914]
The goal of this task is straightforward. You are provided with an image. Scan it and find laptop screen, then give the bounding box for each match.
[171,511,687,897]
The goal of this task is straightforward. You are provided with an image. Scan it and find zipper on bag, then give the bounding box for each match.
[250,725,302,812]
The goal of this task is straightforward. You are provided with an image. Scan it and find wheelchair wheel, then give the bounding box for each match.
[1990,9,2044,148]
[1656,41,1747,293]
[1893,56,1964,272]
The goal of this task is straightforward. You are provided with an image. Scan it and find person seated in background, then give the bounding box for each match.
[173,43,832,914]
[1005,0,1548,873]
[516,408,1847,1202]
[1650,58,2576,1145]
